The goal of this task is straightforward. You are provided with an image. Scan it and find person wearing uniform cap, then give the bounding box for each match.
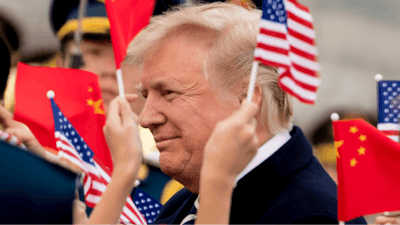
[49,0,183,208]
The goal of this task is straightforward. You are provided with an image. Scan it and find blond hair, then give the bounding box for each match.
[124,2,293,135]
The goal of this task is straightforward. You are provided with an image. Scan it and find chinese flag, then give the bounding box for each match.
[105,0,155,68]
[333,119,400,221]
[14,63,113,169]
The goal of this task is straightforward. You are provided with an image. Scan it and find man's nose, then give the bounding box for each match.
[139,96,166,129]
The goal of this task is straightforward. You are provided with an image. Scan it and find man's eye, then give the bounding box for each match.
[162,90,173,96]
[140,91,148,99]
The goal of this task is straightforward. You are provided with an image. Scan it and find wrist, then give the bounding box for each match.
[200,166,237,188]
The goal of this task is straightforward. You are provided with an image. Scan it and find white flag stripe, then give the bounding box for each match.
[280,76,317,101]
[95,162,112,183]
[57,141,80,158]
[285,0,313,22]
[57,132,74,146]
[86,194,101,204]
[290,67,321,87]
[92,180,107,193]
[83,161,101,178]
[255,48,291,66]
[126,197,146,224]
[257,33,290,50]
[84,176,91,196]
[58,151,86,172]
[287,18,315,39]
[287,35,317,56]
[377,123,400,131]
[123,206,143,225]
[259,19,288,33]
[289,52,320,71]
[120,214,130,223]
[388,136,400,142]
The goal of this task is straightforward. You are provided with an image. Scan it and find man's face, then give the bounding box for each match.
[139,32,239,193]
[61,40,118,113]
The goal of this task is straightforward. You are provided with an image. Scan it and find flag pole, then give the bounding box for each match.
[69,0,88,69]
[246,61,259,103]
[116,68,125,98]
[330,112,344,225]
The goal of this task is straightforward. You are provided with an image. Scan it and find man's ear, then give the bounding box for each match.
[56,55,65,68]
[251,85,263,107]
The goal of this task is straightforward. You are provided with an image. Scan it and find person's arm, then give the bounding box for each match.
[87,95,142,224]
[196,101,259,224]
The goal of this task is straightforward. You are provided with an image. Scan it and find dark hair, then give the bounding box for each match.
[60,32,111,59]
[0,37,10,100]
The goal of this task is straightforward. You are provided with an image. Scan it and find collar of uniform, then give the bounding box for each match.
[234,130,291,186]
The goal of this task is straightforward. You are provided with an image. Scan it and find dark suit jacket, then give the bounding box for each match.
[154,126,367,224]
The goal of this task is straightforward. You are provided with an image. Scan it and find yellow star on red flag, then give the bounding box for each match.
[349,126,358,134]
[358,147,366,155]
[359,135,367,142]
[350,158,358,167]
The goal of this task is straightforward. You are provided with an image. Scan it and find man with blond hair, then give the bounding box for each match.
[122,2,366,224]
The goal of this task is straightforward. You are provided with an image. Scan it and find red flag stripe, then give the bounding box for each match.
[259,28,287,39]
[288,28,314,46]
[287,11,313,29]
[257,43,290,55]
[290,46,315,61]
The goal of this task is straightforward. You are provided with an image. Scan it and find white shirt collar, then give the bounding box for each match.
[234,131,291,186]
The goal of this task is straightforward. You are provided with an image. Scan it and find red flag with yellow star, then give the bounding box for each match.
[105,0,155,68]
[333,119,400,222]
[14,63,113,169]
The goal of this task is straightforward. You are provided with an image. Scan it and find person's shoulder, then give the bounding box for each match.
[155,188,194,223]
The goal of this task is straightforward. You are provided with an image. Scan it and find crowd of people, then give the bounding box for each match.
[0,0,398,224]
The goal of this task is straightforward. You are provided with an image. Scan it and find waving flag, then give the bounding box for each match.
[333,119,400,222]
[377,80,400,142]
[254,0,320,104]
[105,0,155,68]
[49,93,147,224]
[14,63,113,169]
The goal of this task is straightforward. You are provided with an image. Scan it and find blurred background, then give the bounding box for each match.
[0,0,398,222]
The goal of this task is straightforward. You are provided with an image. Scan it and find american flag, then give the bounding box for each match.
[254,0,320,104]
[134,188,161,224]
[377,80,400,142]
[49,95,147,224]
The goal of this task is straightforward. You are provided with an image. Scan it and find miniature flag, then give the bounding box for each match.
[49,95,147,224]
[134,188,162,224]
[105,0,155,68]
[14,63,113,169]
[333,119,400,222]
[254,0,320,104]
[377,80,400,142]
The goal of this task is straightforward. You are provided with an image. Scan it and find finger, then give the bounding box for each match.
[106,97,122,127]
[375,216,399,225]
[233,101,259,122]
[119,98,134,126]
[125,93,139,102]
[0,104,15,128]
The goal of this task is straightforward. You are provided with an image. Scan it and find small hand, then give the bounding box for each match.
[202,100,259,182]
[0,104,45,156]
[375,215,400,225]
[103,94,142,178]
